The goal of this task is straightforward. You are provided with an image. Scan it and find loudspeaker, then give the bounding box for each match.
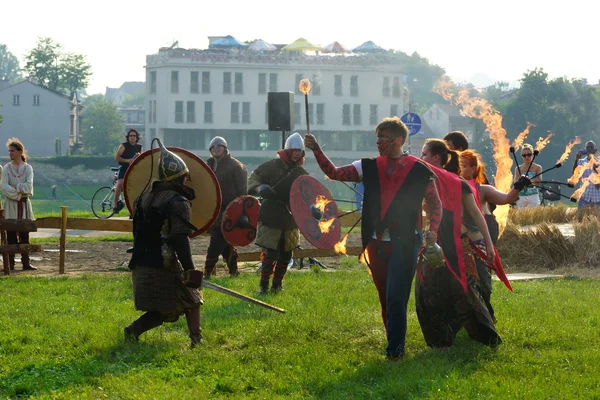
[268,92,294,131]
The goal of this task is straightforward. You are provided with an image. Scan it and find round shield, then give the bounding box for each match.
[289,175,341,249]
[123,146,222,237]
[221,195,261,247]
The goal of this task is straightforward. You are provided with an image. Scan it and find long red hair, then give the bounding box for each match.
[460,150,487,184]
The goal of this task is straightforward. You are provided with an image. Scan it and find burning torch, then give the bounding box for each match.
[299,78,312,134]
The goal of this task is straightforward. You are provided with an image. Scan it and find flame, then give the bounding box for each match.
[434,76,456,103]
[359,248,370,265]
[334,234,348,255]
[535,132,554,152]
[557,137,582,164]
[571,180,591,201]
[314,195,332,212]
[299,78,312,95]
[450,86,513,236]
[513,122,535,151]
[315,195,335,233]
[319,218,335,233]
[568,156,595,186]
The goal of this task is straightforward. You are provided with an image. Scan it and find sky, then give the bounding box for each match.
[2,0,599,94]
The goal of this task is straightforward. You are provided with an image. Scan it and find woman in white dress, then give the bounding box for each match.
[1,138,36,270]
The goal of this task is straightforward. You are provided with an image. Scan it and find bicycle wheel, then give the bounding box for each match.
[91,186,116,218]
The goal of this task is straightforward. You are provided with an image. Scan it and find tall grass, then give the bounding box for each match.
[0,272,598,398]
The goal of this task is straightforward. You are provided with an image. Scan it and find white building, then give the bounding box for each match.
[145,44,409,157]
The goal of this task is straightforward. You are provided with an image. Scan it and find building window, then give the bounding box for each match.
[353,104,361,125]
[190,71,199,93]
[127,113,133,123]
[312,74,321,96]
[150,71,157,94]
[204,101,213,123]
[175,101,184,123]
[138,113,144,123]
[269,73,278,92]
[223,72,232,94]
[187,101,195,123]
[392,77,401,97]
[317,103,325,125]
[242,102,251,123]
[13,94,19,105]
[390,104,399,117]
[202,72,210,93]
[235,72,243,94]
[171,71,179,94]
[152,101,157,123]
[231,102,240,123]
[148,101,153,123]
[350,76,358,97]
[369,104,378,125]
[258,73,267,94]
[342,104,351,125]
[383,77,390,97]
[265,102,269,124]
[295,73,304,94]
[294,103,301,127]
[33,95,40,106]
[334,75,342,96]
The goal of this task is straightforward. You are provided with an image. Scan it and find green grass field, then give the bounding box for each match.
[0,271,598,399]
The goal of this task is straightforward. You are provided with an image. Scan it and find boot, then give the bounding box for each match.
[204,266,214,279]
[124,311,164,342]
[271,262,287,293]
[258,280,270,296]
[185,308,202,348]
[227,248,239,277]
[21,254,37,271]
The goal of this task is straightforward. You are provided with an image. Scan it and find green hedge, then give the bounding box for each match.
[33,156,117,170]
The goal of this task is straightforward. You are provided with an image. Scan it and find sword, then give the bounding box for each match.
[201,280,286,314]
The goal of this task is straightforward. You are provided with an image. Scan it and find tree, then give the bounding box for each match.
[0,44,22,83]
[81,100,124,155]
[122,91,145,107]
[24,37,92,94]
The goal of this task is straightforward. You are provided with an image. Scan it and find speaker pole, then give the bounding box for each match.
[281,131,285,149]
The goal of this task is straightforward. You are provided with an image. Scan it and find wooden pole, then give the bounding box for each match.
[0,209,9,276]
[59,206,68,274]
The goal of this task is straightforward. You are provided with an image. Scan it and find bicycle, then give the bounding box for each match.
[91,167,125,218]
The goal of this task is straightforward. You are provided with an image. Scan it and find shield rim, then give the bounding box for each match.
[221,195,260,247]
[123,146,221,237]
[289,175,342,250]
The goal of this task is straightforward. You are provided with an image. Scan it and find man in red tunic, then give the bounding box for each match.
[304,117,443,360]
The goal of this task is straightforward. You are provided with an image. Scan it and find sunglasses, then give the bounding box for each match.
[522,153,533,157]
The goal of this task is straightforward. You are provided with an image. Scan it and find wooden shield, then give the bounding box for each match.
[221,195,260,247]
[289,176,341,249]
[123,147,221,237]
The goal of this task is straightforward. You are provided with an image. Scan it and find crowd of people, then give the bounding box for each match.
[5,117,598,358]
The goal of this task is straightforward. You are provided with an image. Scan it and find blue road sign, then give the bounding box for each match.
[400,112,422,136]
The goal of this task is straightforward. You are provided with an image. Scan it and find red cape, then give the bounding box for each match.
[428,164,467,293]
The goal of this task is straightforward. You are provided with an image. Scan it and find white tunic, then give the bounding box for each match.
[1,162,34,219]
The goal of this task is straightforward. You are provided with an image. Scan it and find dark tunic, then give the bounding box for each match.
[130,183,202,320]
[118,142,142,179]
[207,152,247,229]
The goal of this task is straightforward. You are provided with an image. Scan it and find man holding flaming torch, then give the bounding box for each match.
[304,117,443,361]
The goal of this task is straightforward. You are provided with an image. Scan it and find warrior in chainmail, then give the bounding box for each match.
[124,139,203,348]
[204,136,248,278]
[247,133,309,294]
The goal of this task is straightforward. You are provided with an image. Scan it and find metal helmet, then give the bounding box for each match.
[285,132,305,151]
[423,243,445,268]
[157,139,189,182]
[209,136,228,151]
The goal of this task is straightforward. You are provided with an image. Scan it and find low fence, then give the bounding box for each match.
[32,207,364,274]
